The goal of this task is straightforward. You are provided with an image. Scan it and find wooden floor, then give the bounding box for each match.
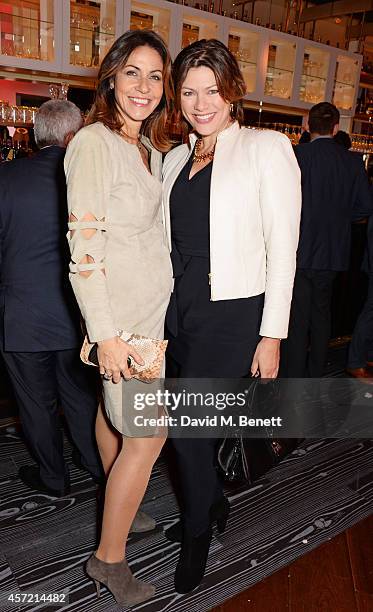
[1,429,372,612]
[0,344,372,611]
[213,514,373,612]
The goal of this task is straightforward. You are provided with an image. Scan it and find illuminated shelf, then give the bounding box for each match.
[0,0,361,115]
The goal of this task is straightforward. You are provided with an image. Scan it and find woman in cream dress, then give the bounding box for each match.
[64,31,173,606]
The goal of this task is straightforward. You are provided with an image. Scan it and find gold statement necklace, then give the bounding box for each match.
[192,137,215,163]
[192,118,235,163]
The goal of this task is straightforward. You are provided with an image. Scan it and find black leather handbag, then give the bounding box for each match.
[217,434,299,484]
[216,379,300,485]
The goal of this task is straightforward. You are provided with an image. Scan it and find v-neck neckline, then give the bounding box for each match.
[113,130,159,180]
[187,149,213,182]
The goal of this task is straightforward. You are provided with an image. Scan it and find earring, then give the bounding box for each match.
[230,102,234,116]
[109,81,114,90]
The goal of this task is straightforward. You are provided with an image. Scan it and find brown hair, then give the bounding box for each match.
[86,30,173,151]
[308,102,340,136]
[172,39,246,136]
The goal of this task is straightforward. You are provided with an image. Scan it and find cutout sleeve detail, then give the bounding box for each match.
[64,127,117,342]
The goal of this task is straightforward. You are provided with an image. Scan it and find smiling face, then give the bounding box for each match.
[180,66,231,139]
[113,45,164,132]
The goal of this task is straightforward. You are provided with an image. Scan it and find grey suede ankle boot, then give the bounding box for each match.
[86,553,155,606]
[130,510,156,533]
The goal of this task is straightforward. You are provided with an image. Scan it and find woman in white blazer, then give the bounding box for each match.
[162,39,301,593]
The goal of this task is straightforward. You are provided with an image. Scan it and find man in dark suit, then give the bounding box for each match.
[0,100,102,496]
[346,214,373,378]
[282,102,373,378]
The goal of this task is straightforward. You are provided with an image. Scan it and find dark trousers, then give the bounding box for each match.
[281,269,336,378]
[166,294,263,535]
[166,355,222,536]
[1,346,101,489]
[347,273,373,368]
[170,437,222,536]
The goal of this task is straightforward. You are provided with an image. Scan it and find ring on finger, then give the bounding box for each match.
[103,372,112,381]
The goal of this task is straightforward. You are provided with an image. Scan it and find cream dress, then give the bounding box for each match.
[64,122,173,435]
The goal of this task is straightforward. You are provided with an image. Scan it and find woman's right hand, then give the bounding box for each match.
[97,337,144,383]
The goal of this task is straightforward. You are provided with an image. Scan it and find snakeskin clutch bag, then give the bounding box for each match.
[80,333,167,382]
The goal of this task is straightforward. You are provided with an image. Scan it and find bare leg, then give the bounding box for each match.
[96,400,121,476]
[96,435,166,562]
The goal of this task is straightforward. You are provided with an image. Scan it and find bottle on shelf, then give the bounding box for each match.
[14,140,29,159]
[1,138,15,162]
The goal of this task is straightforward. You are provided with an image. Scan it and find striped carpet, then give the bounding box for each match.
[0,345,372,611]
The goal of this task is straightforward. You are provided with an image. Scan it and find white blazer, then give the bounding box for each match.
[162,121,302,339]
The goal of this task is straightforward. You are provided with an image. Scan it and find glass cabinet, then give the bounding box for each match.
[227,27,259,94]
[181,12,219,49]
[265,38,296,100]
[332,55,360,111]
[69,0,116,68]
[299,46,330,105]
[130,1,171,43]
[0,0,362,115]
[0,0,54,61]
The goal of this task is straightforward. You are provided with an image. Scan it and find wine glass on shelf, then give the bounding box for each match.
[60,82,69,100]
[49,84,59,100]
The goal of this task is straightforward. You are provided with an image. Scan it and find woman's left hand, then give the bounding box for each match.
[250,337,281,378]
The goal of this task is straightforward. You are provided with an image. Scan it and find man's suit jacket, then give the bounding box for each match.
[363,208,373,275]
[0,146,81,351]
[294,138,373,271]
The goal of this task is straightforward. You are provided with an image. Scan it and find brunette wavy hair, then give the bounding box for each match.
[86,30,173,151]
[172,39,246,137]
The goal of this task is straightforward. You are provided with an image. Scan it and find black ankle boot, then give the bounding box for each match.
[165,496,230,543]
[214,496,230,533]
[174,526,212,594]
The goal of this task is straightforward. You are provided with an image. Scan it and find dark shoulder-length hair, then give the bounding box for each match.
[172,39,246,137]
[86,30,173,152]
